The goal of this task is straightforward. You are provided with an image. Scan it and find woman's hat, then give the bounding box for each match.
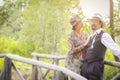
[70,15,83,27]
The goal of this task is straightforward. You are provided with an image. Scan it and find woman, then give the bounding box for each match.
[65,15,88,80]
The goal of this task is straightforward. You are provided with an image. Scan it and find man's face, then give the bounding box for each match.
[90,17,102,31]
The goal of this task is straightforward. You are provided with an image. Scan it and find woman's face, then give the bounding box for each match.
[75,20,83,30]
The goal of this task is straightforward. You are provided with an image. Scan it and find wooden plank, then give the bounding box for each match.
[32,52,66,60]
[104,60,120,68]
[12,62,25,80]
[5,54,87,80]
[0,54,5,58]
[111,73,120,80]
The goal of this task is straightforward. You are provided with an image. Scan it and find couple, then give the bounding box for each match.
[64,13,120,80]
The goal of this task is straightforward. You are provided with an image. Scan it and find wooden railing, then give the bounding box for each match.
[0,53,87,80]
[0,53,120,80]
[32,52,66,80]
[32,53,120,80]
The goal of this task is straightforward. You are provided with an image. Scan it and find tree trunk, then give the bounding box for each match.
[110,0,119,61]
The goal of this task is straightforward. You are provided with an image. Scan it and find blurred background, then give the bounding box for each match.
[0,0,120,80]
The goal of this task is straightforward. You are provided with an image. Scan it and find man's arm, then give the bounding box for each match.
[101,32,120,57]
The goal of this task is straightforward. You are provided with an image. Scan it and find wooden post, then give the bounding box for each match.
[32,56,39,80]
[37,57,44,80]
[110,0,114,37]
[0,56,12,80]
[110,0,119,61]
[52,59,59,80]
[37,66,44,80]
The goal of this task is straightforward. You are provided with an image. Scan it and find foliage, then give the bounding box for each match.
[114,0,120,35]
[0,35,36,57]
[0,0,27,38]
[0,58,4,70]
[0,0,83,55]
[19,0,82,54]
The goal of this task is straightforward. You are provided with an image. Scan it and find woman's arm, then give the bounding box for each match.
[68,35,83,54]
[83,36,90,46]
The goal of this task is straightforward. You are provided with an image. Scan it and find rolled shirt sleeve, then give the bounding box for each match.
[101,33,120,57]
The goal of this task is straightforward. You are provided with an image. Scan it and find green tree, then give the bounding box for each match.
[19,0,83,54]
[0,0,27,38]
[114,0,120,44]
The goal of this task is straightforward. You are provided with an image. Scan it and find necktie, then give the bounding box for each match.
[90,33,97,48]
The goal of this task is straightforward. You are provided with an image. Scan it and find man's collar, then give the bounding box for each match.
[94,28,102,34]
[90,28,102,37]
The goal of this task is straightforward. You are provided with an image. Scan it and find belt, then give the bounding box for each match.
[83,58,103,63]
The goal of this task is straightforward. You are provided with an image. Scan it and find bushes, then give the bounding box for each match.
[0,35,48,57]
[0,58,4,70]
[59,38,67,55]
[0,35,34,70]
[0,35,36,57]
[0,35,48,71]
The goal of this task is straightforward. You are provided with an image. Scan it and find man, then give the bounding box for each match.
[81,13,120,80]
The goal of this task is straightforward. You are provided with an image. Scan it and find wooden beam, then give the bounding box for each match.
[111,73,120,80]
[43,69,50,79]
[104,60,120,68]
[110,0,114,31]
[32,52,66,60]
[12,62,25,80]
[0,54,5,58]
[32,53,120,68]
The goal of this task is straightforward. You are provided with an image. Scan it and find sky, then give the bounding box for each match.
[0,0,3,6]
[80,0,110,18]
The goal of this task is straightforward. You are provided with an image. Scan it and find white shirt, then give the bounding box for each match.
[90,28,120,57]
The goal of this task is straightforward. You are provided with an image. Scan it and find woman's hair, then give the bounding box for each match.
[72,25,76,30]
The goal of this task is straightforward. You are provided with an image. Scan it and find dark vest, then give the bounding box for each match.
[84,31,107,62]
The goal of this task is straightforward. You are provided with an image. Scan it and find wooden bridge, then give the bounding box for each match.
[0,53,120,80]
